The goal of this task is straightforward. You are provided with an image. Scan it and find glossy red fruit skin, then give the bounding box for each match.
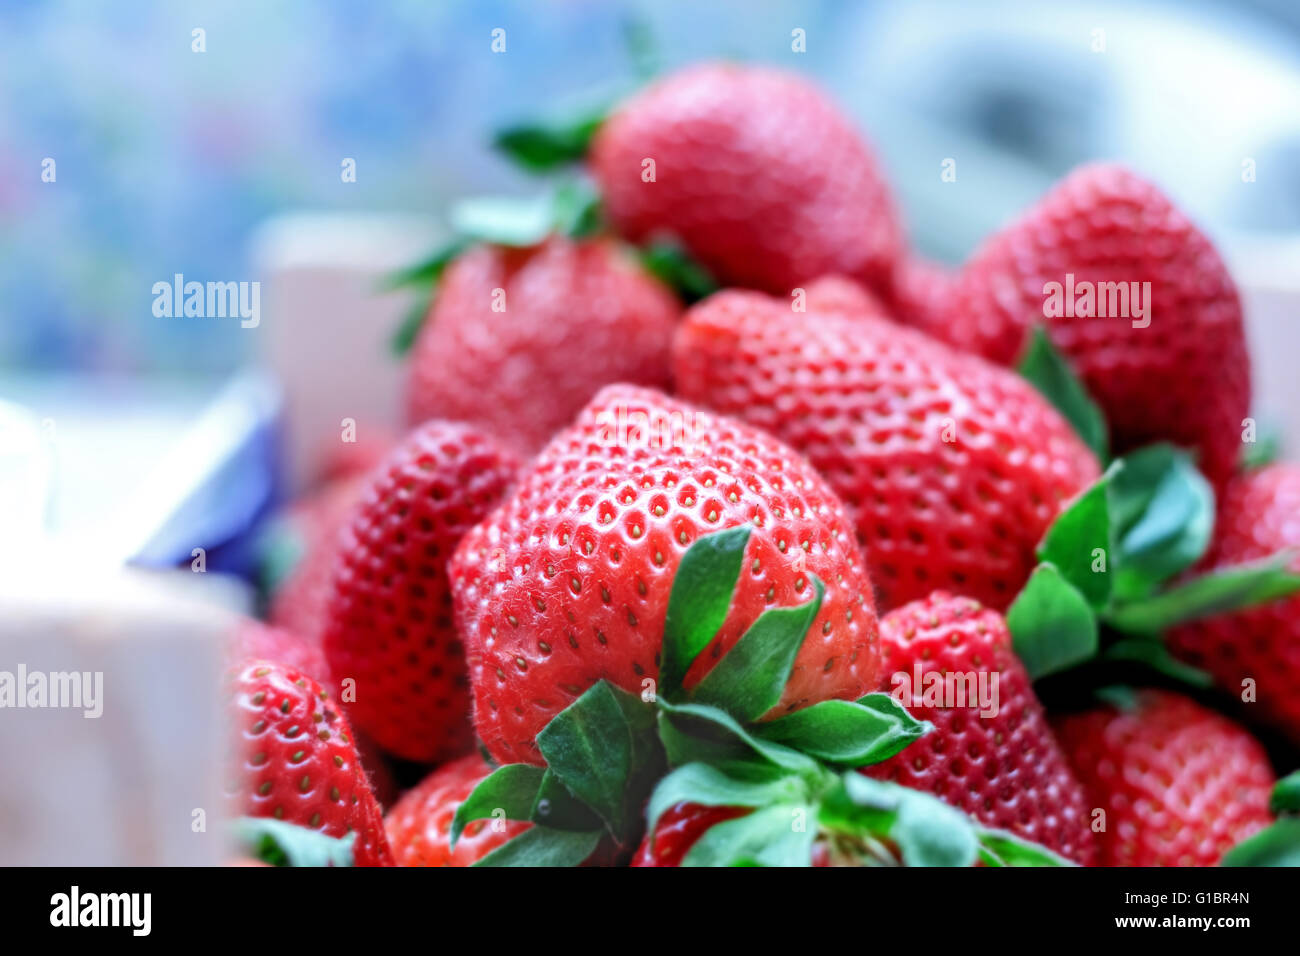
[450,384,880,766]
[321,421,519,762]
[1169,465,1300,742]
[673,277,1100,612]
[228,619,328,684]
[1053,690,1274,866]
[406,237,680,458]
[590,63,903,299]
[269,477,364,647]
[865,592,1097,865]
[945,164,1249,486]
[889,256,957,339]
[631,802,748,867]
[226,661,394,867]
[385,754,529,866]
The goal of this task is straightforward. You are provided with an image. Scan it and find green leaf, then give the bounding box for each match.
[645,762,808,835]
[753,693,930,767]
[1007,563,1099,679]
[680,804,816,867]
[535,681,647,837]
[229,817,354,867]
[1271,771,1300,816]
[1103,637,1213,687]
[493,105,607,173]
[549,179,604,239]
[656,698,821,776]
[691,578,824,721]
[1037,464,1118,610]
[1108,444,1214,601]
[834,775,978,868]
[473,826,604,867]
[378,238,467,291]
[638,239,719,303]
[530,770,604,832]
[449,194,558,247]
[389,288,435,357]
[1241,425,1281,471]
[659,525,752,696]
[257,522,305,598]
[1220,817,1300,867]
[1016,326,1109,461]
[449,763,546,848]
[975,826,1074,867]
[1107,552,1300,635]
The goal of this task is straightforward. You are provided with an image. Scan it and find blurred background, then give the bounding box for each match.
[2,0,1299,572]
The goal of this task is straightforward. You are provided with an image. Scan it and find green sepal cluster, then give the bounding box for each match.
[229,817,354,867]
[1011,333,1300,682]
[451,525,1068,867]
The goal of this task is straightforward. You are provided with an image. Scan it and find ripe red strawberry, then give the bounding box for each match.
[226,661,393,867]
[449,384,880,765]
[673,277,1100,612]
[228,618,327,684]
[631,802,748,867]
[385,754,530,866]
[1053,689,1274,866]
[942,164,1249,486]
[865,592,1097,864]
[1168,464,1300,742]
[590,63,903,298]
[406,237,680,457]
[268,477,364,644]
[889,256,957,338]
[321,421,518,762]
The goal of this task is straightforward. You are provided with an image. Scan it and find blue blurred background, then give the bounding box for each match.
[4,0,1300,376]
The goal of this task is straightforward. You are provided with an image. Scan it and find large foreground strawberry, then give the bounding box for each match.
[866,592,1096,864]
[385,754,530,866]
[225,661,393,866]
[321,421,518,762]
[449,384,880,765]
[589,63,903,298]
[673,277,1099,612]
[1168,464,1300,742]
[1053,689,1274,866]
[407,237,680,457]
[942,164,1249,485]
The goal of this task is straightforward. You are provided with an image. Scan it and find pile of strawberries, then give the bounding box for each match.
[225,63,1300,868]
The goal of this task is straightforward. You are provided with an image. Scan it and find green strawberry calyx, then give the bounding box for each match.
[451,526,1069,867]
[229,816,355,867]
[1011,332,1300,684]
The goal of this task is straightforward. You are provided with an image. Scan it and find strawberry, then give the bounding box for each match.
[630,802,747,867]
[268,477,364,644]
[1168,464,1300,742]
[228,618,327,684]
[889,256,957,338]
[385,754,530,866]
[589,63,903,298]
[225,661,393,867]
[406,237,680,458]
[941,164,1249,486]
[865,592,1097,864]
[449,384,880,765]
[320,421,518,762]
[1053,689,1274,866]
[673,276,1100,612]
